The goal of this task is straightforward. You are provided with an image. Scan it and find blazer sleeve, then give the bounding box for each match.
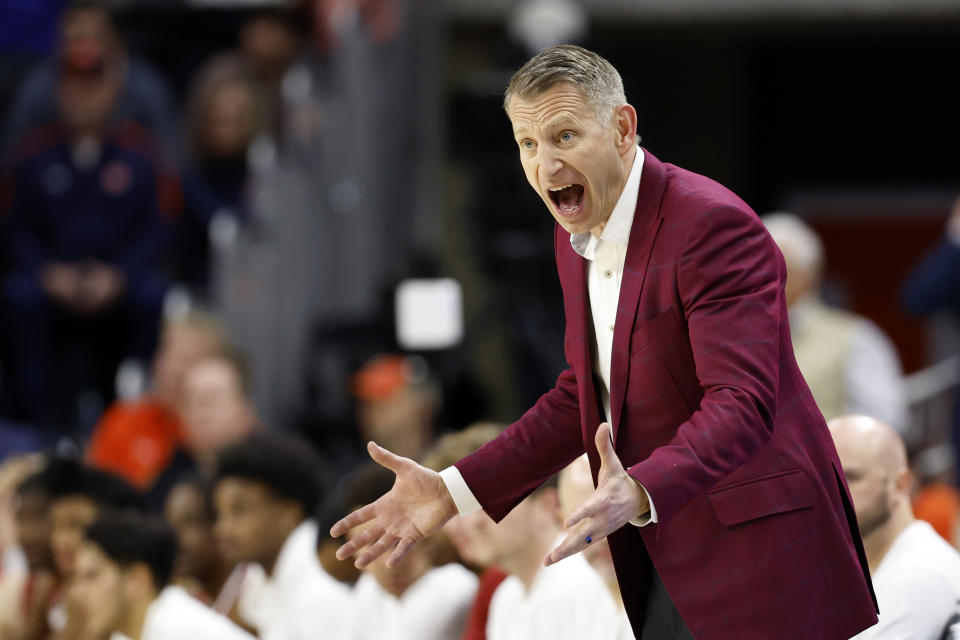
[626,205,785,526]
[454,366,584,522]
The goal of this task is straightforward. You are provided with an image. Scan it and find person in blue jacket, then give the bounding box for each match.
[0,35,180,435]
[1,1,178,157]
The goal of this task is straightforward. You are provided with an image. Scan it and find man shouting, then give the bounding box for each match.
[333,45,878,640]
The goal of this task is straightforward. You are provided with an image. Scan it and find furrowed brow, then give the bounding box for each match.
[546,115,578,130]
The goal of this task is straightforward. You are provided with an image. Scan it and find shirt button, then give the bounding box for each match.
[604,270,613,279]
[609,324,615,332]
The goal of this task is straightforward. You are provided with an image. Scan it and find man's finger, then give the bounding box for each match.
[385,537,418,569]
[544,527,592,567]
[594,422,621,469]
[331,502,377,539]
[355,533,400,569]
[563,495,603,529]
[367,441,409,473]
[334,521,383,560]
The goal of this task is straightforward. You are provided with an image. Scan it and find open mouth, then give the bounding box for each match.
[548,184,585,216]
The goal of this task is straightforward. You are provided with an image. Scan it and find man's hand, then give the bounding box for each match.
[40,262,83,309]
[331,441,458,569]
[545,422,649,566]
[76,261,126,315]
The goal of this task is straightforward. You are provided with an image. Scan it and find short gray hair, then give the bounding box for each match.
[504,44,626,120]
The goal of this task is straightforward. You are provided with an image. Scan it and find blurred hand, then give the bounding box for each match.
[0,455,45,553]
[76,261,126,314]
[332,441,457,569]
[40,262,83,309]
[545,422,649,566]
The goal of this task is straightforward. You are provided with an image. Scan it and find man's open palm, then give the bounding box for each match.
[545,422,649,566]
[331,441,457,568]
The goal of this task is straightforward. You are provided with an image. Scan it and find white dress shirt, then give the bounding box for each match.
[441,146,657,524]
[486,541,628,640]
[344,563,477,640]
[109,585,254,640]
[237,519,352,640]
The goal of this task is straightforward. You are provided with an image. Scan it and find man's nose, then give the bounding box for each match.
[538,146,564,178]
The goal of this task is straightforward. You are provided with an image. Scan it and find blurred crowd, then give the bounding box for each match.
[0,1,958,639]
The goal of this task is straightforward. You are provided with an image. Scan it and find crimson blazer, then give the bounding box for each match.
[456,150,878,639]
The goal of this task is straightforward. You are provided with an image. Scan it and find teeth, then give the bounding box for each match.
[549,185,573,191]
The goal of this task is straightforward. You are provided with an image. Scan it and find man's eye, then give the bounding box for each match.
[560,132,573,142]
[521,139,535,150]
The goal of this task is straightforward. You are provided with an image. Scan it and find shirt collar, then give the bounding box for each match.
[570,146,645,259]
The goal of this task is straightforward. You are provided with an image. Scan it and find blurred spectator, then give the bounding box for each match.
[353,354,440,461]
[38,458,142,639]
[341,463,477,640]
[238,8,304,139]
[457,475,623,640]
[762,213,908,431]
[163,476,232,606]
[903,196,960,314]
[557,454,633,638]
[902,195,960,480]
[421,423,508,640]
[213,433,349,640]
[43,459,142,576]
[830,415,960,639]
[0,24,181,433]
[0,455,52,640]
[71,511,254,640]
[185,55,260,213]
[0,455,46,566]
[86,310,230,496]
[181,347,259,475]
[1,1,178,155]
[179,55,263,292]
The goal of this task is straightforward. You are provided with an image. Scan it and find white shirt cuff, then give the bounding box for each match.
[629,482,658,526]
[439,466,483,516]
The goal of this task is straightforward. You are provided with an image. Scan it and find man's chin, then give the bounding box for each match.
[554,216,592,236]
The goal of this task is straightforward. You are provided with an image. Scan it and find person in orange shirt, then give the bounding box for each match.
[85,310,229,495]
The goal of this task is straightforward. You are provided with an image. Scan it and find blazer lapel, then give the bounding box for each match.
[556,226,604,442]
[609,150,668,441]
[557,230,595,394]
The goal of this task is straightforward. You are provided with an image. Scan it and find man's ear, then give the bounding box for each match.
[613,103,638,155]
[893,467,913,497]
